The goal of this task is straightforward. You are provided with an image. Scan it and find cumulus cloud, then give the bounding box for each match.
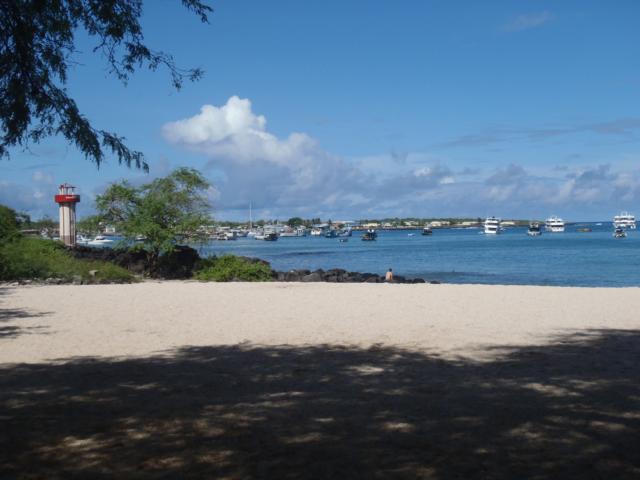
[161,96,640,220]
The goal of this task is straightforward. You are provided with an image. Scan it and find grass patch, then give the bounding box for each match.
[194,255,272,282]
[0,237,134,283]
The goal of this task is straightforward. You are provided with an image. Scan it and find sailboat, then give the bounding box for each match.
[246,201,257,238]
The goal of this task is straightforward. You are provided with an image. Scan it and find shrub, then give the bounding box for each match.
[0,237,134,283]
[0,205,20,241]
[195,255,272,282]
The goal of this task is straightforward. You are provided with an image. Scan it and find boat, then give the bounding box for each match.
[76,234,91,244]
[361,229,377,241]
[86,235,114,246]
[576,228,592,233]
[338,227,352,237]
[545,216,565,233]
[324,229,338,238]
[613,212,636,229]
[483,217,501,235]
[527,223,542,236]
[421,226,433,236]
[339,238,348,243]
[614,226,627,238]
[255,232,278,241]
[310,228,323,236]
[407,233,415,237]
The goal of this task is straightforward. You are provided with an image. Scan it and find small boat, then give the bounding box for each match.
[421,226,433,236]
[254,232,278,241]
[339,238,348,243]
[324,229,338,238]
[76,234,91,245]
[361,229,377,241]
[338,228,352,237]
[87,235,114,246]
[576,228,592,233]
[407,233,415,237]
[614,226,627,238]
[527,223,542,236]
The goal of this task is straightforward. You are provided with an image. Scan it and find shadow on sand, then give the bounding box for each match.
[0,289,51,339]
[1,329,639,479]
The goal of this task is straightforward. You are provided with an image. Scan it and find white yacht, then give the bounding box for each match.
[87,235,114,246]
[483,217,501,235]
[613,212,636,229]
[545,216,565,233]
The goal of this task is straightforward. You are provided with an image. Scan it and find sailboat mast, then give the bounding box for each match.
[249,201,253,230]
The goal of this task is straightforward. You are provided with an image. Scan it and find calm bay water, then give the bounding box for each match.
[197,223,640,287]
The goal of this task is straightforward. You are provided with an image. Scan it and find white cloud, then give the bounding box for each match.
[504,11,554,32]
[162,96,640,220]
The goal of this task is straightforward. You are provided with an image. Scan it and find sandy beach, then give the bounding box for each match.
[2,282,640,478]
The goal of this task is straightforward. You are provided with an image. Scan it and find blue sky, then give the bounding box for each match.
[1,0,639,221]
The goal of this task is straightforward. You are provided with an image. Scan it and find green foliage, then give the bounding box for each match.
[76,215,103,236]
[96,167,212,273]
[0,204,20,241]
[1,0,212,169]
[287,217,304,227]
[0,237,133,283]
[195,255,272,282]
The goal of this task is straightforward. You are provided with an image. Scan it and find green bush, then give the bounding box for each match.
[195,255,272,282]
[0,237,134,283]
[0,205,20,241]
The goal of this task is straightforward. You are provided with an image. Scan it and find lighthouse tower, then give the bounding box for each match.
[54,184,80,246]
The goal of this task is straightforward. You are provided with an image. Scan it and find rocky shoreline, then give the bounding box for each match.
[6,245,437,285]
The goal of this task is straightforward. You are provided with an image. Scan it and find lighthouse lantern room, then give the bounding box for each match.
[54,183,80,246]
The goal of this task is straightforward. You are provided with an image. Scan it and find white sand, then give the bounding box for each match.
[2,282,640,364]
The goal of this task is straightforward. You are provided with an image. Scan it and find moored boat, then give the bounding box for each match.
[421,226,433,236]
[613,212,636,229]
[545,216,565,233]
[614,226,627,238]
[527,223,542,236]
[483,217,501,235]
[361,229,377,241]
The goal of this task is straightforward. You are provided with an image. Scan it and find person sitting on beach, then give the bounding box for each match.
[385,268,394,282]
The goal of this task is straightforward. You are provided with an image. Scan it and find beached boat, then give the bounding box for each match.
[483,217,501,235]
[421,226,433,236]
[361,229,377,241]
[545,216,565,233]
[613,212,636,229]
[527,223,542,236]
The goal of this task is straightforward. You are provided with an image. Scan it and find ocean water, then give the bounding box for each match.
[197,223,640,287]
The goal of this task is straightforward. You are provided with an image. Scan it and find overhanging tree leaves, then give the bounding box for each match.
[0,0,212,171]
[95,167,212,274]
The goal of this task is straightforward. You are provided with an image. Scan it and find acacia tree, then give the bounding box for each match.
[96,167,212,273]
[0,0,212,170]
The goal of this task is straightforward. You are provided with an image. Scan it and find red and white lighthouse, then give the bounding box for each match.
[54,184,80,246]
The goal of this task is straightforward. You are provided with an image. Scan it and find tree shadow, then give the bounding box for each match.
[0,288,51,339]
[1,329,639,479]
